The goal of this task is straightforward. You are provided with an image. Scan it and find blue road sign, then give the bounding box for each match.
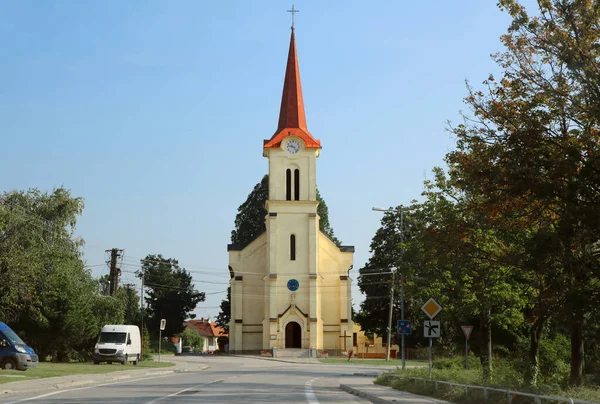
[397,320,412,335]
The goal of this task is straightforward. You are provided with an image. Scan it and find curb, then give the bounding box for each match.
[340,384,390,404]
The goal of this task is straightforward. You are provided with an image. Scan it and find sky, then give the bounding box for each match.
[0,0,535,321]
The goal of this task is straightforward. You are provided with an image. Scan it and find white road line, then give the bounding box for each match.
[305,378,319,404]
[5,373,177,404]
[144,378,225,404]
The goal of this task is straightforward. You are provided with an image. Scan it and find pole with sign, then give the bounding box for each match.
[462,325,473,369]
[159,319,166,362]
[421,298,442,378]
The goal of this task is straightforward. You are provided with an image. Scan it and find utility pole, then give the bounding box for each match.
[106,248,123,296]
[386,269,395,361]
[399,210,406,371]
[373,207,407,370]
[140,269,145,360]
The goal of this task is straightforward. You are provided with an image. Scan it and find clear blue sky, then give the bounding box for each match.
[0,1,533,320]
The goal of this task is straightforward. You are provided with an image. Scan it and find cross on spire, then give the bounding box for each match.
[287,4,299,30]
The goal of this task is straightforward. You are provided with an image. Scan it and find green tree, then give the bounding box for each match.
[139,254,205,338]
[0,188,85,324]
[118,284,140,325]
[444,0,600,386]
[0,188,129,361]
[215,286,231,333]
[181,328,204,352]
[217,174,342,330]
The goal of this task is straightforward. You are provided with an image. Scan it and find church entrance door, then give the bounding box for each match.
[285,322,302,348]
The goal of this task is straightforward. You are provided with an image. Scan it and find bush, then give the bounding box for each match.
[181,328,204,352]
[142,326,152,361]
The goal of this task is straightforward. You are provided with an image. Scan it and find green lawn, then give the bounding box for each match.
[319,358,426,366]
[0,360,174,384]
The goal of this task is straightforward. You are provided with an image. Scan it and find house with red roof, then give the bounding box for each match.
[185,318,228,353]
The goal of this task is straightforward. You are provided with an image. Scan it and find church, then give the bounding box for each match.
[226,24,355,355]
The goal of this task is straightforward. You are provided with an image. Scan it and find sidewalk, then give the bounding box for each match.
[341,375,452,404]
[0,357,208,398]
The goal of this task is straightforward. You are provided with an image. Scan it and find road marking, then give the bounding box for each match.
[5,373,177,404]
[144,378,225,404]
[305,378,319,404]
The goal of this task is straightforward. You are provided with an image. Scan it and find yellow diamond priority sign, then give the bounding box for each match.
[421,298,442,319]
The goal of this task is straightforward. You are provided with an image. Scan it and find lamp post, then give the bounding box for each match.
[372,206,406,370]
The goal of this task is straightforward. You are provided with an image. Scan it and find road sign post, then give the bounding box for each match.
[421,298,442,378]
[462,325,473,369]
[159,319,166,363]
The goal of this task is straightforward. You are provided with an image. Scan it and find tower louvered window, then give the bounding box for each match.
[286,169,292,200]
[294,169,300,200]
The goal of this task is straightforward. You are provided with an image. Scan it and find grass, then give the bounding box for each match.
[0,360,174,384]
[319,358,426,366]
[375,358,600,404]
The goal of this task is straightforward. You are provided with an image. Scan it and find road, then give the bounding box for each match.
[1,355,390,403]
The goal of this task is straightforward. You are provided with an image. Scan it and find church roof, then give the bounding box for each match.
[264,28,321,150]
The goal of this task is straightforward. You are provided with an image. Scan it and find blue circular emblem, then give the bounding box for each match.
[287,279,299,291]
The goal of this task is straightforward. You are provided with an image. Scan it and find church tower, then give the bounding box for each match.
[227,25,354,355]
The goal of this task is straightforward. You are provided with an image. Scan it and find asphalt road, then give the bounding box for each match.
[2,355,386,404]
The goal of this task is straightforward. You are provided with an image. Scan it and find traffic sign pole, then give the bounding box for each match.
[461,326,473,369]
[428,337,433,378]
[421,298,442,379]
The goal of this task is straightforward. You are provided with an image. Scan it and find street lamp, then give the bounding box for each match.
[372,206,406,370]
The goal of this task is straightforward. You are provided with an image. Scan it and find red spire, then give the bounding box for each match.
[277,28,307,131]
[264,28,321,150]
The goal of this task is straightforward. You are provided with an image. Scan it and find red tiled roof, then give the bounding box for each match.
[186,318,228,338]
[264,28,321,150]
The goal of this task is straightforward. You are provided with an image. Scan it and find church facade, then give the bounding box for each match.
[227,27,355,354]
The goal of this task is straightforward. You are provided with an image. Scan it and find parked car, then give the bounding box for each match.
[93,325,141,365]
[182,346,193,353]
[0,322,39,371]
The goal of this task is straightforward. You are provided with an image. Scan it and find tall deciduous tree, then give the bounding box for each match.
[139,254,205,337]
[217,174,341,330]
[444,0,600,386]
[0,187,127,361]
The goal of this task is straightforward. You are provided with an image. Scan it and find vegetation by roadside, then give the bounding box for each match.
[319,358,425,367]
[0,360,174,384]
[376,358,600,403]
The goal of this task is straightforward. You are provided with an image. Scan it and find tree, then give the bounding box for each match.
[0,187,129,361]
[217,174,342,330]
[230,175,341,246]
[215,286,231,333]
[119,284,140,325]
[181,328,204,352]
[139,254,205,338]
[444,0,600,386]
[0,188,85,323]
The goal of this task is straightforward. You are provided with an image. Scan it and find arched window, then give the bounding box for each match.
[294,169,300,200]
[286,169,292,201]
[290,234,296,261]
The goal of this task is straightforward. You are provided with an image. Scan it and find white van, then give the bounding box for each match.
[93,325,141,365]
